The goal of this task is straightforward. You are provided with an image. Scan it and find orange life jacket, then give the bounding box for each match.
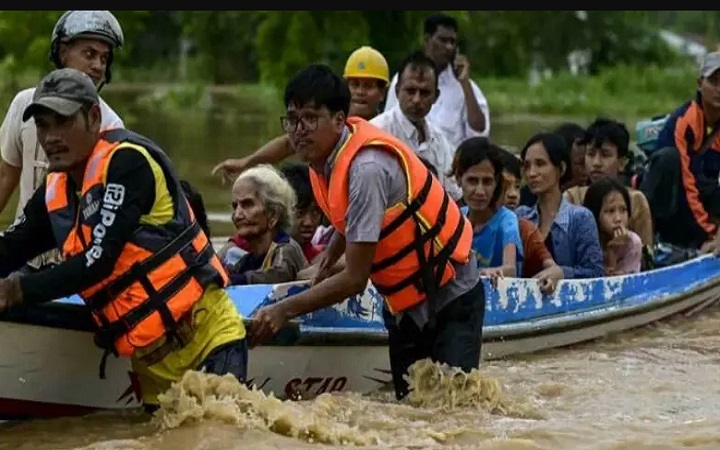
[308,117,473,315]
[45,129,228,374]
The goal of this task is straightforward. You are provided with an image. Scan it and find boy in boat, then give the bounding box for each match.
[0,68,247,413]
[249,64,484,401]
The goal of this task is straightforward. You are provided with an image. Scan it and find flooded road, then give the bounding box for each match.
[2,305,719,450]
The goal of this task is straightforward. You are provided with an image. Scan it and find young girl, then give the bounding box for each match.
[583,177,643,275]
[452,137,523,278]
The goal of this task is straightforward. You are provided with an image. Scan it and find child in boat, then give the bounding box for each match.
[583,177,643,275]
[496,148,563,290]
[219,164,308,285]
[452,137,523,278]
[280,163,325,264]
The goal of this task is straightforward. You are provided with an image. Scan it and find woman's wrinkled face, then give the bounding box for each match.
[231,180,275,239]
[522,142,563,195]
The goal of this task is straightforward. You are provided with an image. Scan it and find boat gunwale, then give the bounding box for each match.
[1,263,718,348]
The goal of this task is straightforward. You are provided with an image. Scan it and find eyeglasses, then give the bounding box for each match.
[280,114,319,134]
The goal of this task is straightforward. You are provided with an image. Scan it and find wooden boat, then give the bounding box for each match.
[1,254,720,421]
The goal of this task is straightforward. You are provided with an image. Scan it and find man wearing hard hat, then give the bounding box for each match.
[212,46,390,183]
[343,46,390,120]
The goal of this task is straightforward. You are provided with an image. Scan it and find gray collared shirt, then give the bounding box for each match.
[322,125,479,329]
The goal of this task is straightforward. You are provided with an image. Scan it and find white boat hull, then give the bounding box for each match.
[2,255,720,420]
[0,322,390,419]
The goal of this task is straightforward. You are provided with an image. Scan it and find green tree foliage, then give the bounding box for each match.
[0,10,705,89]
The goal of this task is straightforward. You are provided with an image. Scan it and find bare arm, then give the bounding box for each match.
[279,241,375,318]
[499,243,517,277]
[0,91,28,216]
[0,161,20,215]
[212,134,295,184]
[455,55,487,134]
[460,80,486,134]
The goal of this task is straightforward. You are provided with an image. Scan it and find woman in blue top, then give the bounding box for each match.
[452,137,524,279]
[515,133,604,279]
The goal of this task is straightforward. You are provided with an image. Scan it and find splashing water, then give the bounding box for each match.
[151,358,532,447]
[7,309,720,450]
[405,359,542,419]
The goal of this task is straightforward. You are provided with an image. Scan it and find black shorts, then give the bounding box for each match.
[197,338,249,381]
[383,280,485,400]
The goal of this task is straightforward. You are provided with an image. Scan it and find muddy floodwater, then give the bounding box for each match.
[2,304,719,450]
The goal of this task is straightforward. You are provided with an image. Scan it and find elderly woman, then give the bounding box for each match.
[219,164,308,285]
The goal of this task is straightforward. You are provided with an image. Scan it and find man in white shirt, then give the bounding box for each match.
[383,13,490,147]
[0,11,125,271]
[370,50,462,200]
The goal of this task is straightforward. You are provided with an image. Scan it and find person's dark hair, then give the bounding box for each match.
[582,176,632,235]
[283,64,350,117]
[520,133,572,186]
[418,155,438,177]
[424,13,458,36]
[582,117,630,158]
[396,49,439,91]
[180,179,211,238]
[280,162,316,211]
[554,122,585,152]
[452,137,505,207]
[496,147,522,180]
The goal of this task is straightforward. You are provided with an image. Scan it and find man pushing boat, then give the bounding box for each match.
[250,64,485,400]
[0,68,248,413]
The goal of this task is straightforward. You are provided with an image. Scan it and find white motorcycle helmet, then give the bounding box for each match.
[49,11,124,88]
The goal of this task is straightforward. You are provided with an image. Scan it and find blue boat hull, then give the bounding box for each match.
[5,254,720,348]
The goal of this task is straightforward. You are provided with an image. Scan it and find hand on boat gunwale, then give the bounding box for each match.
[533,265,563,295]
[0,275,23,313]
[700,229,720,257]
[250,302,290,347]
[479,267,503,289]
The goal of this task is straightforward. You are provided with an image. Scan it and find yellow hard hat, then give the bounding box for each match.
[344,46,389,84]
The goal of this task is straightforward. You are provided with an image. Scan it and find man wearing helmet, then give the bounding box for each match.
[0,10,125,272]
[211,46,390,183]
[343,46,390,121]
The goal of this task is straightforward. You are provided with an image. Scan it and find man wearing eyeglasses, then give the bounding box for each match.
[249,64,484,401]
